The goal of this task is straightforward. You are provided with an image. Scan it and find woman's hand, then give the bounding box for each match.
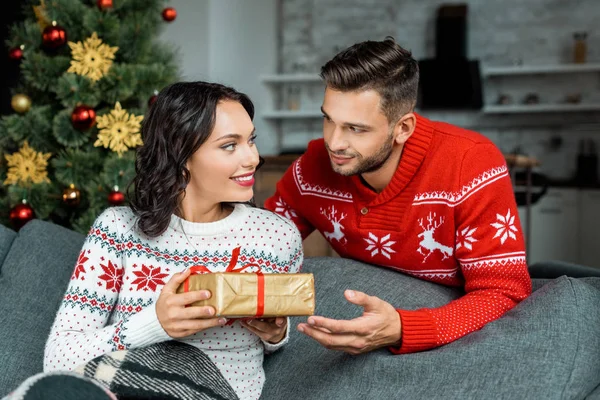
[241,317,288,344]
[156,269,228,338]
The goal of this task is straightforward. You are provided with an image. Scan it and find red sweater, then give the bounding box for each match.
[265,113,532,353]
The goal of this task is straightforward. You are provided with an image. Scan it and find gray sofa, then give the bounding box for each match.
[1,220,600,399]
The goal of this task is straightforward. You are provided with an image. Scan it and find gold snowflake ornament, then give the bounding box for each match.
[94,102,143,156]
[67,32,118,82]
[4,141,52,186]
[33,0,50,31]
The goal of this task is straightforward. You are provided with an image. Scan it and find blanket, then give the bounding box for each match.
[74,341,239,400]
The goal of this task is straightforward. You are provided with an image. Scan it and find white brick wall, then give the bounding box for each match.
[276,0,600,181]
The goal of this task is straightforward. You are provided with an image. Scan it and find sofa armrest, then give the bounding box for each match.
[529,260,600,278]
[0,220,85,397]
[263,257,600,400]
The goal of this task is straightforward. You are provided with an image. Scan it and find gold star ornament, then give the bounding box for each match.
[67,32,118,82]
[94,102,143,156]
[4,141,52,186]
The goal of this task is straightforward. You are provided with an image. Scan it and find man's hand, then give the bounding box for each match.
[241,317,288,344]
[297,290,401,355]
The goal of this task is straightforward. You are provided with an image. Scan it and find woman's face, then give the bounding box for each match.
[185,100,260,205]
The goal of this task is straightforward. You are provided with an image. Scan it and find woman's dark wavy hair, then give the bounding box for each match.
[128,81,263,238]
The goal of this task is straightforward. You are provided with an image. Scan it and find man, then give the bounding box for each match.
[264,37,531,354]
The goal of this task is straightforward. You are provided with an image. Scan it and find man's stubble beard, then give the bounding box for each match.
[329,132,395,177]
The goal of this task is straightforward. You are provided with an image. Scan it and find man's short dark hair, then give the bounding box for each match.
[320,36,419,123]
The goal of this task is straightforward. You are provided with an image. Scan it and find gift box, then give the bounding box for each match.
[176,272,315,318]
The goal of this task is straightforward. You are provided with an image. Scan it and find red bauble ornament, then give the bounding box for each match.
[162,7,177,22]
[108,187,125,206]
[71,105,96,130]
[42,24,67,49]
[10,201,35,230]
[9,47,23,61]
[148,89,159,107]
[97,0,113,9]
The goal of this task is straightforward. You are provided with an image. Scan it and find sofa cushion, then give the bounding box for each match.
[588,384,600,400]
[262,257,600,400]
[0,223,17,271]
[0,220,85,396]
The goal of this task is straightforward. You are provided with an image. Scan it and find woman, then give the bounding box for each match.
[44,82,304,400]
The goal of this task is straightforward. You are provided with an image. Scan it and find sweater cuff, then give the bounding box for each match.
[121,303,171,348]
[388,309,438,354]
[262,317,290,354]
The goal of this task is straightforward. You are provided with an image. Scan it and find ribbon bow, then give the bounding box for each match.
[183,247,265,321]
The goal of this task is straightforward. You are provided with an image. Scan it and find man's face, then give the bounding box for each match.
[321,87,395,176]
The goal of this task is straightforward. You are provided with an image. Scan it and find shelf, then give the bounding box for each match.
[482,63,600,77]
[483,103,600,114]
[262,110,322,119]
[261,65,600,81]
[263,104,600,118]
[260,73,322,83]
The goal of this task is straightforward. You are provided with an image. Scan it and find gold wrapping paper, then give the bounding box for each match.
[176,273,315,317]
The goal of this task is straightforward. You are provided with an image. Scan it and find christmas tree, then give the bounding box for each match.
[1,0,180,233]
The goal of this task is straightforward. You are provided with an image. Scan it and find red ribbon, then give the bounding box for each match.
[183,265,210,293]
[183,247,264,317]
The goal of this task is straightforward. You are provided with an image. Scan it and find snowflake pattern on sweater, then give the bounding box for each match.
[44,204,303,400]
[265,114,532,354]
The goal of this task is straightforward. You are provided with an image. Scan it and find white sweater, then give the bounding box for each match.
[44,204,304,400]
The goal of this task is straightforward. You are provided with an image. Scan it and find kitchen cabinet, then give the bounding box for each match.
[519,188,600,268]
[518,188,580,265]
[579,189,600,268]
